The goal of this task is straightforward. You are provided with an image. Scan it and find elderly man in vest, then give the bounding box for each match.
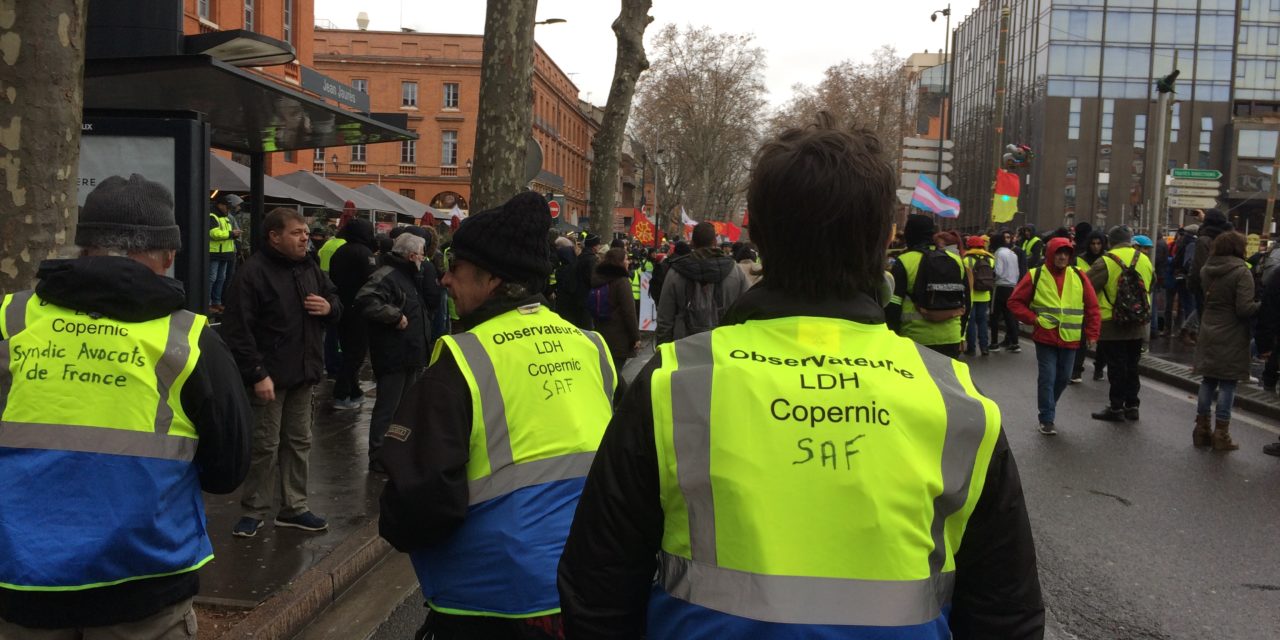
[1088,225,1155,422]
[1007,237,1102,435]
[557,115,1044,638]
[0,174,252,638]
[379,192,618,639]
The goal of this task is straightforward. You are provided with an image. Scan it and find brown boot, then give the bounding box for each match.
[1192,414,1212,447]
[1212,419,1239,452]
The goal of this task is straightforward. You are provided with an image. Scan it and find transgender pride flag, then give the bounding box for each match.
[910,174,961,219]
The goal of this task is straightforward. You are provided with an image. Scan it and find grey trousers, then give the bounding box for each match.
[240,383,315,520]
[0,598,196,639]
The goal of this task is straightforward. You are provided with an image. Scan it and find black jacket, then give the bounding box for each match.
[557,285,1045,639]
[1189,216,1233,297]
[330,218,378,308]
[570,250,599,330]
[357,253,430,375]
[221,245,341,387]
[0,257,252,629]
[590,262,640,361]
[1255,270,1280,354]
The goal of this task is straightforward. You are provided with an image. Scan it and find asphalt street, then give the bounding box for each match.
[369,344,1280,640]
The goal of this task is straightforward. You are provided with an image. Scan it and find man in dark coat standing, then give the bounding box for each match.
[223,207,341,537]
[329,217,378,409]
[357,233,431,473]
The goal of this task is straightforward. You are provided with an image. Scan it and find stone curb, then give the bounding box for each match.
[216,518,392,640]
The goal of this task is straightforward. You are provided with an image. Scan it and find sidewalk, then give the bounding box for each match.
[197,381,394,640]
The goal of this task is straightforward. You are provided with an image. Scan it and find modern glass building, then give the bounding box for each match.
[951,0,1280,233]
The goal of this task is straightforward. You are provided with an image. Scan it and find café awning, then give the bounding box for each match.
[276,170,403,214]
[209,153,325,205]
[355,183,436,221]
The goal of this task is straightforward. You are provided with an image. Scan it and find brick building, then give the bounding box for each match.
[313,28,597,224]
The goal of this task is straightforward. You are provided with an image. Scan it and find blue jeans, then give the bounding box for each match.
[966,301,990,354]
[1196,377,1237,421]
[209,257,232,305]
[1036,343,1075,425]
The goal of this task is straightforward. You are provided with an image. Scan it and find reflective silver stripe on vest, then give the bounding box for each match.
[1030,306,1084,316]
[2,291,32,339]
[467,449,596,505]
[0,421,197,461]
[913,344,988,581]
[659,552,954,627]
[581,330,615,401]
[669,332,717,564]
[452,332,514,470]
[154,311,197,435]
[451,331,599,506]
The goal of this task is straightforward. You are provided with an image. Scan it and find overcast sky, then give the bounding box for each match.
[314,0,982,108]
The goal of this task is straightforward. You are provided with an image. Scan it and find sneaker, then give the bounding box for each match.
[1038,423,1058,436]
[1007,344,1022,353]
[332,397,362,410]
[1069,375,1083,384]
[1092,369,1105,381]
[1124,407,1140,421]
[988,344,1002,353]
[275,512,328,532]
[232,517,263,538]
[981,350,991,357]
[1263,442,1280,457]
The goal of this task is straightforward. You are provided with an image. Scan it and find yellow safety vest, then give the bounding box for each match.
[631,269,642,301]
[209,213,234,254]
[411,303,616,617]
[648,316,999,634]
[1097,247,1154,322]
[0,291,210,590]
[317,237,346,273]
[1029,266,1085,343]
[963,252,994,303]
[891,249,966,346]
[1021,236,1042,261]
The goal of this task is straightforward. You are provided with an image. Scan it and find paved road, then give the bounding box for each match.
[372,344,1280,639]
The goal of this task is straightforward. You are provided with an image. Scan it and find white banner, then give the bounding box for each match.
[639,271,657,332]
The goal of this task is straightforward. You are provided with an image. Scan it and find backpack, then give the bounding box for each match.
[1104,251,1151,325]
[683,279,724,336]
[910,248,967,322]
[587,283,612,322]
[970,255,996,292]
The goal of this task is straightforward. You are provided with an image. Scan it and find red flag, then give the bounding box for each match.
[995,169,1021,198]
[741,210,750,228]
[629,209,656,245]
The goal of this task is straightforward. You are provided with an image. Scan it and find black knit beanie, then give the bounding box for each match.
[76,174,181,250]
[450,191,552,282]
[904,213,936,247]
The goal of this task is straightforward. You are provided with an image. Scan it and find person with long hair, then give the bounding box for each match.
[1191,231,1258,451]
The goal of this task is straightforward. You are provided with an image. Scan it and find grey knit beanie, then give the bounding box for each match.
[76,174,181,251]
[1107,225,1133,246]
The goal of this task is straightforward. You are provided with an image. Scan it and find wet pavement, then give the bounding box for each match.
[199,381,384,607]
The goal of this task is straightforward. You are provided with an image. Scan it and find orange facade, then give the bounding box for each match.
[313,28,596,223]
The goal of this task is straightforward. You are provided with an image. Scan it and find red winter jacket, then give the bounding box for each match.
[1007,237,1102,348]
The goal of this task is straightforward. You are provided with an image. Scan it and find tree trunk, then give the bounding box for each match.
[0,0,85,295]
[588,0,653,239]
[470,0,538,214]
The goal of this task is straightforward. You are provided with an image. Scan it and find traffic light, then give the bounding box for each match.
[1156,69,1180,94]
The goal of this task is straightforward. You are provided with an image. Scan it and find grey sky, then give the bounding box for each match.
[314,0,981,107]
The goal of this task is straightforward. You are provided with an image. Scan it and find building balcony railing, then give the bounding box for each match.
[398,164,417,176]
[313,161,325,173]
[284,61,301,84]
[349,162,367,174]
[441,166,458,177]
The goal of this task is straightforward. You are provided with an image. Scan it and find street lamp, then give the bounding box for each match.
[930,5,951,225]
[330,153,339,174]
[651,148,666,248]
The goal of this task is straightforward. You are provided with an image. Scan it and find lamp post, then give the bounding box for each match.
[931,5,951,205]
[330,153,339,175]
[651,149,666,248]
